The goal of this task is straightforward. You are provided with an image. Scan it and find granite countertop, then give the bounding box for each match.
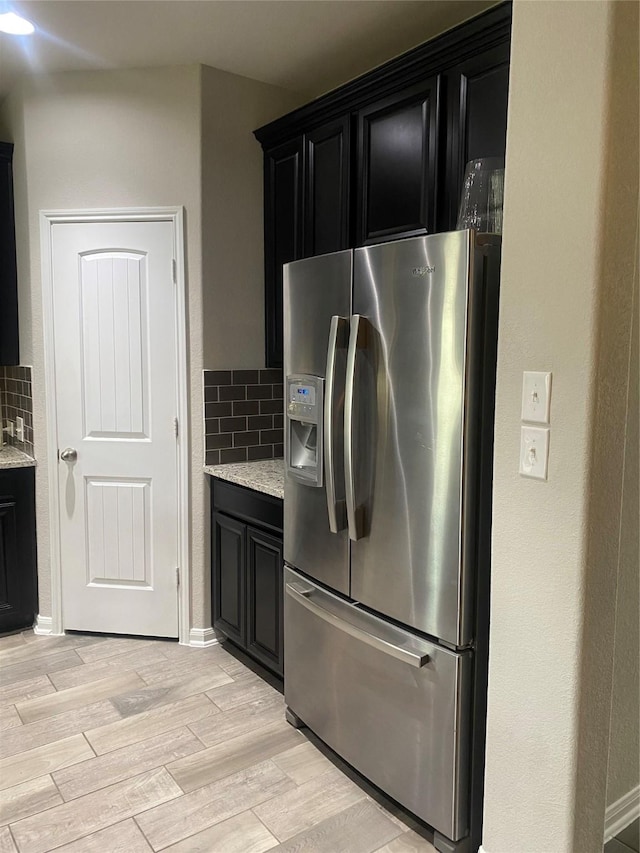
[0,446,37,470]
[204,459,284,500]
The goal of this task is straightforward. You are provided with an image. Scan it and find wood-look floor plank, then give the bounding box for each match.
[48,646,169,691]
[373,830,438,852]
[271,741,334,786]
[0,776,62,827]
[16,672,145,724]
[10,768,181,853]
[271,799,402,852]
[188,694,285,747]
[0,634,26,651]
[136,760,295,851]
[0,701,121,760]
[111,670,234,718]
[85,694,218,755]
[167,719,304,793]
[135,655,232,688]
[53,726,203,801]
[206,675,280,712]
[0,734,94,792]
[0,707,21,732]
[252,766,367,842]
[0,826,17,853]
[76,637,158,664]
[0,636,94,669]
[162,809,278,853]
[51,819,152,853]
[0,676,56,709]
[0,650,83,688]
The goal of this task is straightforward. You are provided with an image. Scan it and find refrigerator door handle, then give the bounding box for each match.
[324,315,347,533]
[345,314,365,541]
[286,581,430,668]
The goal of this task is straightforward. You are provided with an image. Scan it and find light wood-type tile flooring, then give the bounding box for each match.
[0,630,437,853]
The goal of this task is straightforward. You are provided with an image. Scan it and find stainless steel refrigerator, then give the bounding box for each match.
[283,229,500,853]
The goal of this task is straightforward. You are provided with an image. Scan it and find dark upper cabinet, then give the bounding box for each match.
[256,3,512,366]
[304,117,350,257]
[264,138,303,369]
[356,79,439,245]
[442,43,511,230]
[0,467,37,635]
[0,142,19,366]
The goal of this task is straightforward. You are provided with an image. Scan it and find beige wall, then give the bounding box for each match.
[483,2,639,852]
[193,65,301,626]
[0,63,300,637]
[1,67,202,628]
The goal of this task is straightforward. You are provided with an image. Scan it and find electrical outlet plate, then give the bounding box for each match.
[519,426,550,480]
[15,416,24,443]
[521,371,552,424]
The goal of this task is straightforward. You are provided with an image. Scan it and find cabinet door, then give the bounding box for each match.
[264,138,303,368]
[213,511,246,645]
[356,79,439,245]
[0,142,19,366]
[304,117,350,257]
[246,526,283,676]
[442,44,511,230]
[0,469,37,634]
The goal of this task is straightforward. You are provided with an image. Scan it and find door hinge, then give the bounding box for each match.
[174,417,179,439]
[172,259,177,284]
[176,567,180,587]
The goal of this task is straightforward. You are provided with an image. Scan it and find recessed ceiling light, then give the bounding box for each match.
[0,12,35,35]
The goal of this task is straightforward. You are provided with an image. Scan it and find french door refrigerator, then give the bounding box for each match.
[283,229,500,853]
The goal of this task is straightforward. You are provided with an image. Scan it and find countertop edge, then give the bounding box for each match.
[0,447,37,470]
[204,459,284,501]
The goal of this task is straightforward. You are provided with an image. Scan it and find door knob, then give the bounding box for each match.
[60,447,77,462]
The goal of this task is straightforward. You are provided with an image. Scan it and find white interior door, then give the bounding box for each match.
[51,219,180,637]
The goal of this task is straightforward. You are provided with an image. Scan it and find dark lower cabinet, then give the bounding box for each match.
[0,467,37,634]
[211,477,284,677]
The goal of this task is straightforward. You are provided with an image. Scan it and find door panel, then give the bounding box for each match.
[284,567,472,842]
[357,79,439,245]
[351,232,474,646]
[283,251,352,594]
[304,118,350,257]
[213,511,246,645]
[52,219,179,637]
[246,526,283,675]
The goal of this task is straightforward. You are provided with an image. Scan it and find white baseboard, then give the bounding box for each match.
[33,615,65,636]
[188,627,219,648]
[604,784,640,843]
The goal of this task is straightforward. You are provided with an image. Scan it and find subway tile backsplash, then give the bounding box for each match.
[1,365,34,455]
[203,369,283,465]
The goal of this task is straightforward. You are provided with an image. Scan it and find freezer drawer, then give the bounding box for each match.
[284,567,472,842]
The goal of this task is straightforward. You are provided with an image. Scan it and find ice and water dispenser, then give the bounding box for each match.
[285,375,324,487]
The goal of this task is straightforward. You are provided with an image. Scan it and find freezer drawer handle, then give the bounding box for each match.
[344,314,366,541]
[324,315,347,534]
[286,582,430,668]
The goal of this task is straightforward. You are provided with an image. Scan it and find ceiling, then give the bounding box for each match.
[0,0,496,100]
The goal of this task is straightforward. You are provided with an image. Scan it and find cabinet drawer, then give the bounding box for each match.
[284,566,471,841]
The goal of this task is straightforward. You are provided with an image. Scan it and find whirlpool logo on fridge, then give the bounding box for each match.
[412,265,435,276]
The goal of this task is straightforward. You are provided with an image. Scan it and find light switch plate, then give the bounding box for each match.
[15,416,24,443]
[521,371,552,424]
[519,426,550,480]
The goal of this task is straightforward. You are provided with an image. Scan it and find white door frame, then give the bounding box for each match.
[40,207,191,644]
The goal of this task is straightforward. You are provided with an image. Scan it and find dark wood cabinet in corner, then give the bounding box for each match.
[0,142,19,366]
[255,2,511,367]
[0,467,37,634]
[210,477,284,677]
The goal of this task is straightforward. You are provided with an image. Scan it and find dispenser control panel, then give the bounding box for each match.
[287,381,319,422]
